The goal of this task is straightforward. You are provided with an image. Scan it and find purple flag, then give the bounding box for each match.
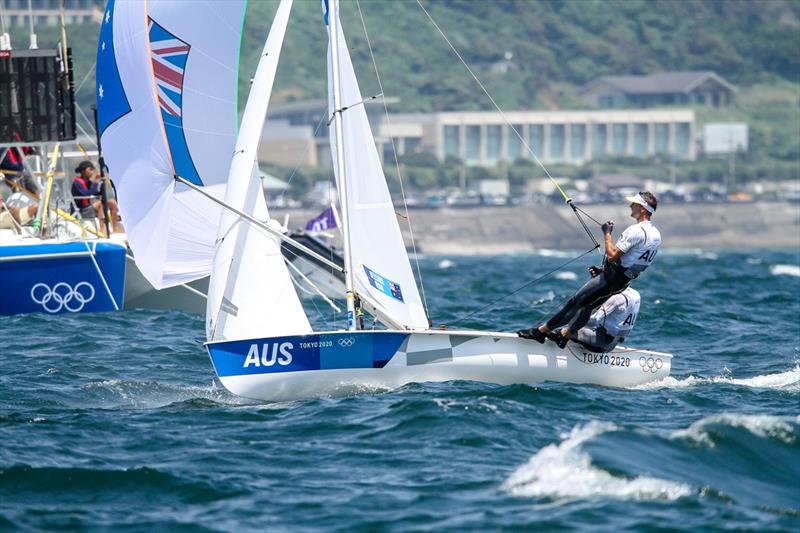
[305,206,338,232]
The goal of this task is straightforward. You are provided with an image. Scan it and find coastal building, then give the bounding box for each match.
[261,101,696,167]
[381,109,696,165]
[580,71,736,109]
[1,0,100,27]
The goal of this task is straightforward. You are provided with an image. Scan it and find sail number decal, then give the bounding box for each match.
[363,266,404,303]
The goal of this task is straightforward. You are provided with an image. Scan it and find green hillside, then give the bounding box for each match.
[6,0,799,185]
[243,0,800,111]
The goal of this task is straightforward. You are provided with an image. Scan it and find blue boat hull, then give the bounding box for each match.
[0,240,127,315]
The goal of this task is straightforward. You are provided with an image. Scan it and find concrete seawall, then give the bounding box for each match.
[274,201,800,254]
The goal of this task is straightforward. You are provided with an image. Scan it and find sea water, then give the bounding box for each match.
[1,249,798,531]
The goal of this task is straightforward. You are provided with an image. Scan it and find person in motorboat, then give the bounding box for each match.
[71,160,124,235]
[565,286,640,353]
[518,191,660,347]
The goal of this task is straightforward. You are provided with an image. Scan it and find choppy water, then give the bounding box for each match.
[1,249,799,531]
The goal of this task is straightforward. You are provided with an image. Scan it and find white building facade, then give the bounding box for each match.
[380,109,696,166]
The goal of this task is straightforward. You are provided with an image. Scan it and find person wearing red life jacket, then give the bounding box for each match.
[71,160,124,235]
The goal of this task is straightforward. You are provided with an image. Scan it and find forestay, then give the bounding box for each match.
[97,0,246,288]
[325,0,428,330]
[206,0,310,342]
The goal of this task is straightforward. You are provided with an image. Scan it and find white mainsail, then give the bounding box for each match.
[97,0,246,288]
[206,0,310,342]
[325,0,428,330]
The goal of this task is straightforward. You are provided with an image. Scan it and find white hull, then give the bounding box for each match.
[288,254,345,300]
[207,329,672,402]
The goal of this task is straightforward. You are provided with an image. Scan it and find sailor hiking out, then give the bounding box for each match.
[518,191,661,347]
[569,286,641,353]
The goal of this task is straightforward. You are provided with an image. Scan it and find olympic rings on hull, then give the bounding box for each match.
[639,355,663,373]
[30,282,96,313]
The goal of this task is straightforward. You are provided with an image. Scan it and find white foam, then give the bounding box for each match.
[722,365,800,390]
[631,366,800,392]
[437,259,455,269]
[535,249,574,258]
[532,290,556,305]
[673,413,799,446]
[504,421,692,501]
[434,396,498,413]
[770,264,800,277]
[555,271,577,281]
[84,379,252,408]
[632,375,709,390]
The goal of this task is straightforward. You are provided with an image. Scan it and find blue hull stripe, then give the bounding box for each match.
[0,241,126,315]
[207,332,409,377]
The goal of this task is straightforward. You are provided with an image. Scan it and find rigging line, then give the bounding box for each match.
[73,119,98,150]
[174,175,344,273]
[276,112,328,204]
[414,0,594,245]
[573,203,603,226]
[356,0,430,320]
[285,256,341,313]
[446,245,599,327]
[74,62,96,103]
[279,242,338,329]
[75,106,98,144]
[326,92,383,126]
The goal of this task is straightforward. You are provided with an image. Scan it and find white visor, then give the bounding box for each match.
[625,193,655,213]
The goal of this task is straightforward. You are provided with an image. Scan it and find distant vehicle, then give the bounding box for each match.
[446,192,481,207]
[480,194,508,206]
[424,194,446,208]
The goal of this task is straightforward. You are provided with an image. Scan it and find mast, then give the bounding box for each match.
[327,0,357,331]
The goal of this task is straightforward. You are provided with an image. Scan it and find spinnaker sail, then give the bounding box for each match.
[97,0,246,288]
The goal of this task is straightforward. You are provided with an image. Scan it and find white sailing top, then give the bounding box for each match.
[615,220,661,278]
[587,287,640,337]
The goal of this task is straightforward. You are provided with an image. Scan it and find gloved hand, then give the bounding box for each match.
[601,220,614,235]
[588,265,602,277]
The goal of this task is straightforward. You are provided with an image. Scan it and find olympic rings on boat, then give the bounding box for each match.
[30,282,96,313]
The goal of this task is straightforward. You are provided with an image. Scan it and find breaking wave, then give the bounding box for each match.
[503,422,692,501]
[770,264,800,277]
[673,413,799,446]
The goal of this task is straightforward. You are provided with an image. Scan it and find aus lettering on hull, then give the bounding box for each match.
[244,342,294,367]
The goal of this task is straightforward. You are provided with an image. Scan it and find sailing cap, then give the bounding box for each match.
[625,192,655,213]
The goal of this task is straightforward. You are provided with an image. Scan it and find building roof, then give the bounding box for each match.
[260,172,290,191]
[591,174,644,189]
[582,71,736,95]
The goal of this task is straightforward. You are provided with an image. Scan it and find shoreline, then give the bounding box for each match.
[273,201,800,254]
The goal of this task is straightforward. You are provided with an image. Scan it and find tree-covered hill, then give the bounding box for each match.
[9,0,798,113]
[240,0,800,111]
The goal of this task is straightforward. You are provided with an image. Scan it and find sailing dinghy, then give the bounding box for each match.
[202,0,671,402]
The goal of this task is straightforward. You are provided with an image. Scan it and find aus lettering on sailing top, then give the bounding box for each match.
[588,287,641,338]
[615,220,662,279]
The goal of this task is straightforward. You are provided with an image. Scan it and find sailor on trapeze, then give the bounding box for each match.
[518,191,661,348]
